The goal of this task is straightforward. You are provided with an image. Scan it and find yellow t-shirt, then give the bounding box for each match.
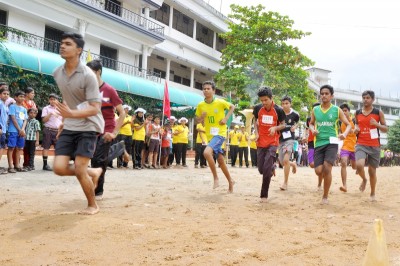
[172,125,178,144]
[229,130,240,145]
[238,131,249,147]
[195,98,231,141]
[175,125,189,144]
[119,115,132,136]
[196,123,208,144]
[133,122,145,141]
[249,134,257,149]
[341,117,356,152]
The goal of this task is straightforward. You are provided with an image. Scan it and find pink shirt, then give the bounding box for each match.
[42,105,62,129]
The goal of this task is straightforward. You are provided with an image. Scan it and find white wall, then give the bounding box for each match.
[7,10,45,36]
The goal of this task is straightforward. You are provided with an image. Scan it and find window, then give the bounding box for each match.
[182,77,190,86]
[100,44,118,70]
[172,9,194,37]
[392,108,400,116]
[216,34,227,52]
[0,9,7,25]
[380,105,390,115]
[105,0,121,17]
[44,26,63,54]
[195,82,202,90]
[153,68,166,79]
[173,75,182,83]
[196,22,213,48]
[150,3,170,25]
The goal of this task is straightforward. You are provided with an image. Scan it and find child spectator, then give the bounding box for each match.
[23,108,41,170]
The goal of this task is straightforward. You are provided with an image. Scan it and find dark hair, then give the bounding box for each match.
[49,93,59,99]
[202,80,216,90]
[362,90,375,99]
[154,115,160,120]
[320,84,334,95]
[61,32,85,51]
[86,59,103,75]
[25,87,34,94]
[28,108,38,114]
[257,86,273,98]
[0,87,9,94]
[281,95,292,103]
[0,81,7,87]
[14,91,25,97]
[339,103,350,111]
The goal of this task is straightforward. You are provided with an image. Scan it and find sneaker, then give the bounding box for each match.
[43,165,52,171]
[16,167,28,172]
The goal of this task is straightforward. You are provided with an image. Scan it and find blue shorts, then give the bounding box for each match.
[7,132,25,149]
[0,133,6,149]
[207,135,225,155]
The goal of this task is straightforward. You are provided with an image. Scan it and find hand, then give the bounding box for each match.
[55,100,74,118]
[268,126,277,136]
[290,126,296,132]
[353,126,360,135]
[103,132,116,142]
[255,133,259,141]
[369,118,379,127]
[219,118,227,125]
[35,141,39,146]
[19,129,26,137]
[201,112,207,119]
[338,134,346,140]
[312,129,319,136]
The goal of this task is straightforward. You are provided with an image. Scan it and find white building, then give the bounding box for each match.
[307,67,400,145]
[0,0,228,107]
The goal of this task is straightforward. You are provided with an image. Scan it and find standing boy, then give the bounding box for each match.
[354,90,388,201]
[195,81,235,192]
[24,108,41,170]
[52,32,104,215]
[7,91,28,173]
[253,86,286,202]
[309,85,351,204]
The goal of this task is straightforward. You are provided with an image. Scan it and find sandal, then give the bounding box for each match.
[15,167,28,172]
[8,168,16,173]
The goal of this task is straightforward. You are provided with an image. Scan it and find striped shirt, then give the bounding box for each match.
[26,118,41,141]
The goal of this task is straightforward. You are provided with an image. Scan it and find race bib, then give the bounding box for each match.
[18,112,25,120]
[329,136,340,144]
[262,115,273,124]
[282,131,291,139]
[210,127,219,136]
[370,128,379,139]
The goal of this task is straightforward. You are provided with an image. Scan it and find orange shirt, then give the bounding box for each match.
[341,117,356,152]
[355,108,381,147]
[253,103,285,148]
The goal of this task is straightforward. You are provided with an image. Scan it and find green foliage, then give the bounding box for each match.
[387,119,400,153]
[215,4,317,119]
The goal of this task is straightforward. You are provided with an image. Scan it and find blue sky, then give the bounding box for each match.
[208,0,400,98]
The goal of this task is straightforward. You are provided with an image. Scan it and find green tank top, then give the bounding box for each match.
[313,104,339,148]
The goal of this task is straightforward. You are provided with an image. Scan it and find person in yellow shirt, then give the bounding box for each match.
[229,125,240,167]
[195,121,208,168]
[339,103,357,192]
[238,125,250,168]
[249,129,257,167]
[132,108,147,169]
[168,116,177,165]
[174,117,189,167]
[195,80,235,193]
[117,104,133,168]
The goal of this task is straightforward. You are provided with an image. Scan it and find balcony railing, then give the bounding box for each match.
[72,0,164,38]
[0,24,161,83]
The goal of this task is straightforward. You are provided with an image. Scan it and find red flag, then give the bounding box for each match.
[163,80,171,118]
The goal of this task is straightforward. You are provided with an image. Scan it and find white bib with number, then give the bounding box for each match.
[370,128,379,139]
[329,136,340,144]
[282,131,291,139]
[210,127,219,136]
[262,115,273,124]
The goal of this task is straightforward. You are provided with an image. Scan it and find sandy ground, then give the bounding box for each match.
[1,157,400,266]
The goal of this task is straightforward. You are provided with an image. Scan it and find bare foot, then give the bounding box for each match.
[369,195,376,202]
[88,167,102,190]
[292,163,297,174]
[320,198,329,205]
[340,186,347,192]
[228,180,235,193]
[259,198,268,203]
[317,186,323,192]
[280,183,287,191]
[78,205,99,215]
[213,179,220,189]
[359,179,367,192]
[95,195,103,201]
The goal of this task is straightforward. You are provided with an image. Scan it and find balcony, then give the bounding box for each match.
[67,0,164,40]
[0,24,161,83]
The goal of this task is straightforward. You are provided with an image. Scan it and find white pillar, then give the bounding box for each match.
[190,67,195,88]
[169,6,174,29]
[213,31,217,50]
[77,19,88,37]
[142,45,148,73]
[193,20,197,40]
[166,58,171,82]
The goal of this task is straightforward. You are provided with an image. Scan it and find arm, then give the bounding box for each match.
[55,100,101,119]
[308,111,318,135]
[35,131,40,146]
[370,110,388,133]
[103,104,126,142]
[41,107,52,123]
[219,104,235,125]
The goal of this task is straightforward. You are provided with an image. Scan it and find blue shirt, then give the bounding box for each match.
[0,101,8,133]
[8,104,27,133]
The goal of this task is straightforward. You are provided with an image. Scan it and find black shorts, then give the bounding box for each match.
[314,144,338,168]
[42,127,58,149]
[148,139,160,153]
[55,129,98,159]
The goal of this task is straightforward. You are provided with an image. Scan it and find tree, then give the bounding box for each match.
[215,4,316,116]
[387,119,400,153]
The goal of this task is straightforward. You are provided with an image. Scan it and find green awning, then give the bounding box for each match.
[0,42,204,107]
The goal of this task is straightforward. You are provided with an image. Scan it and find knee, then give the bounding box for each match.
[53,164,65,176]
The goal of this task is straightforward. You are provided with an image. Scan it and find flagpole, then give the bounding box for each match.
[159,82,166,166]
